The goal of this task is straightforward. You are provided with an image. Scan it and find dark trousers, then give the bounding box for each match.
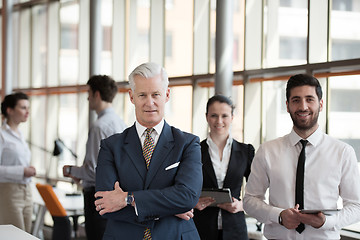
[83,187,107,240]
[52,216,71,240]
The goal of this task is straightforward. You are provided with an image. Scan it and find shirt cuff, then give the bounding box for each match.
[320,214,336,230]
[269,206,284,224]
[6,166,25,181]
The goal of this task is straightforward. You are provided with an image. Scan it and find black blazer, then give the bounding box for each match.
[194,139,255,240]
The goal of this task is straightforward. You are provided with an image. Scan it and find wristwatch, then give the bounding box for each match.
[65,166,72,175]
[278,214,283,225]
[126,193,134,206]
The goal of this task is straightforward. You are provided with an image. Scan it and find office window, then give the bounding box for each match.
[210,0,216,73]
[127,0,150,73]
[280,0,307,8]
[101,0,112,75]
[233,0,245,71]
[32,5,47,88]
[165,33,173,58]
[231,85,245,142]
[30,96,47,177]
[18,9,31,88]
[330,0,360,60]
[261,81,292,142]
[333,0,353,11]
[59,2,79,85]
[279,36,307,60]
[165,86,193,133]
[165,0,193,77]
[57,94,79,178]
[263,0,308,67]
[328,75,360,160]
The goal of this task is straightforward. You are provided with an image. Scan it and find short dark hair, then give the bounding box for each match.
[286,74,322,102]
[87,75,118,103]
[1,92,29,118]
[206,95,235,115]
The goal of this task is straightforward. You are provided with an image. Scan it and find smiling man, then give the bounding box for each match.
[94,62,202,240]
[243,74,360,239]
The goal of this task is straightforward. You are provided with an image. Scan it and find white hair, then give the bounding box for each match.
[128,62,169,91]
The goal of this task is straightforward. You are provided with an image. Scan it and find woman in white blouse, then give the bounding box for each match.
[193,95,254,240]
[0,92,36,232]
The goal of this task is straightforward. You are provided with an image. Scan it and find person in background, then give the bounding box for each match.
[63,75,126,240]
[0,92,36,233]
[193,95,254,240]
[94,62,202,240]
[243,74,360,239]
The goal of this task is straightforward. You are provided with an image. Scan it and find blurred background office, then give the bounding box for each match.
[0,0,360,239]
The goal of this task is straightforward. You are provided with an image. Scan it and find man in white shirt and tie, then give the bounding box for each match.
[244,74,360,239]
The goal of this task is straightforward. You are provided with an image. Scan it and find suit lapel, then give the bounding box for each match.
[144,122,174,188]
[124,125,147,181]
[201,141,218,188]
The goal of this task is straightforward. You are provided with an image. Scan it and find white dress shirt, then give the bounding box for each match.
[244,127,360,240]
[136,120,164,148]
[0,123,31,184]
[206,134,233,229]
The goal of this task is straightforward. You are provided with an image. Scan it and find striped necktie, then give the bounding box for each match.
[143,128,154,240]
[143,128,155,170]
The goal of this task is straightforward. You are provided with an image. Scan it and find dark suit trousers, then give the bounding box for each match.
[83,187,107,240]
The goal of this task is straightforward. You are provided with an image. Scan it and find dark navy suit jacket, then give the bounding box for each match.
[96,122,202,240]
[194,139,254,240]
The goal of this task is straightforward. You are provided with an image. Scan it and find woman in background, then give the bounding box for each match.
[193,95,254,240]
[0,92,36,232]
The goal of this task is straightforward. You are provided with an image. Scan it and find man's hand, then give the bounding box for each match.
[280,208,301,229]
[24,166,36,177]
[94,181,127,216]
[62,165,81,184]
[217,197,244,213]
[62,165,72,177]
[296,211,326,229]
[175,209,194,221]
[194,197,215,211]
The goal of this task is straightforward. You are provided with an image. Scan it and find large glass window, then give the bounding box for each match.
[165,0,193,76]
[328,75,360,160]
[261,80,292,142]
[101,0,112,75]
[59,2,79,85]
[330,0,360,60]
[57,94,79,178]
[165,86,193,133]
[263,0,308,67]
[32,5,47,88]
[127,0,150,74]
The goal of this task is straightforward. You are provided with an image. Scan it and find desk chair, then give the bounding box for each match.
[35,183,71,240]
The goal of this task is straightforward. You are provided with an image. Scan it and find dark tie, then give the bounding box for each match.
[295,139,308,234]
[142,128,154,240]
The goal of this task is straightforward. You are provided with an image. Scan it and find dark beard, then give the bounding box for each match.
[290,109,319,131]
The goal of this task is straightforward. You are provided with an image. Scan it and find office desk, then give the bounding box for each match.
[0,224,40,240]
[31,183,84,238]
